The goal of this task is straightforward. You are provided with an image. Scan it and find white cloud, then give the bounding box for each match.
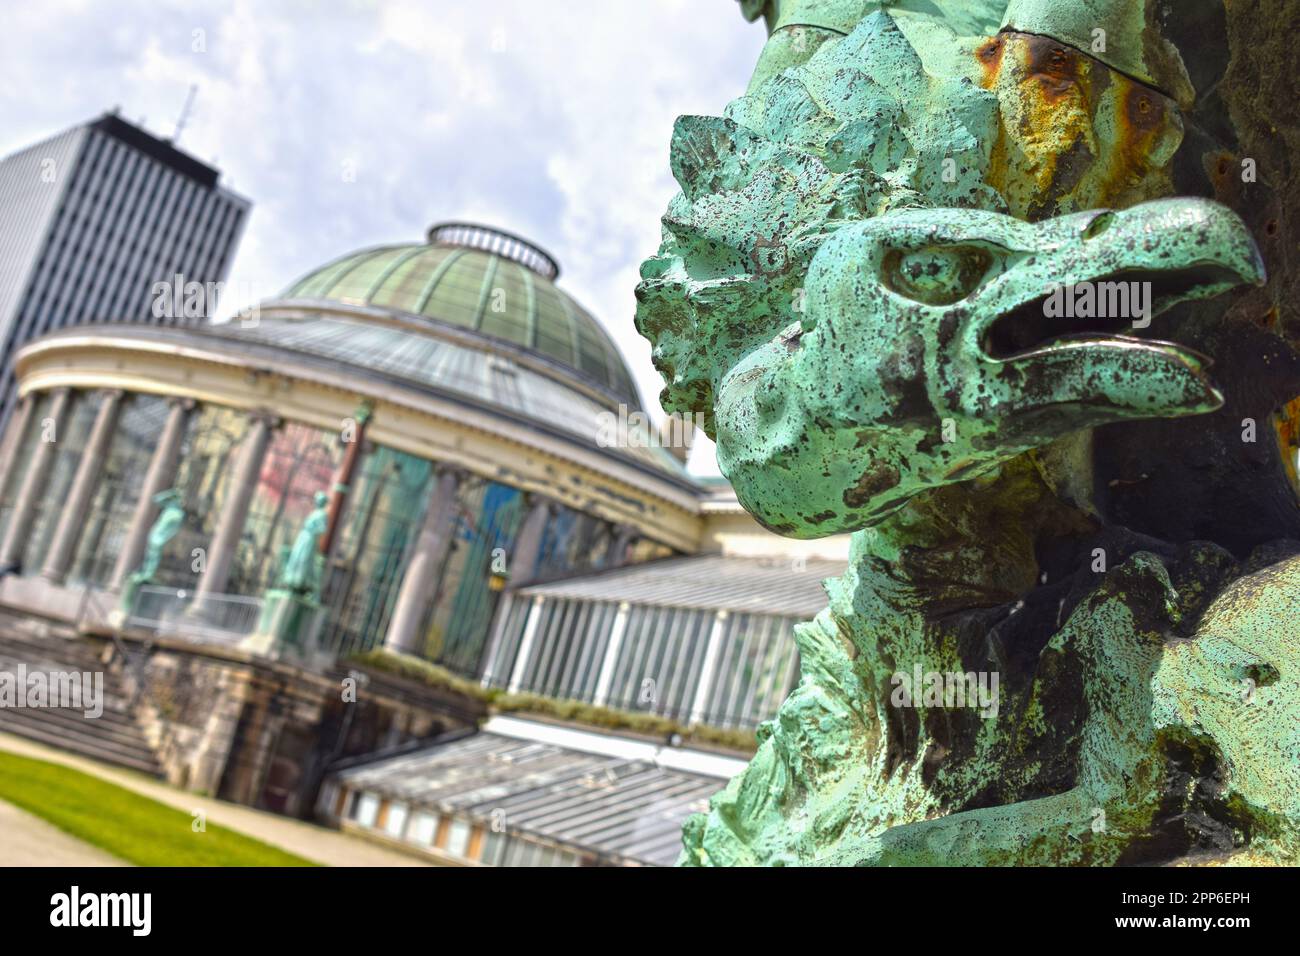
[0,0,766,475]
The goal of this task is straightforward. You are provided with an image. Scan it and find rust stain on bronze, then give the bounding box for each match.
[1097,73,1179,206]
[975,36,1004,88]
[1021,34,1082,103]
[1124,85,1164,133]
[1274,394,1300,494]
[1205,149,1241,205]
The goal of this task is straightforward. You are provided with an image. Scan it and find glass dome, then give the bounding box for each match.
[280,222,638,402]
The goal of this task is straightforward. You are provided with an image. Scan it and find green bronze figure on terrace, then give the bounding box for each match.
[249,489,332,661]
[118,488,186,617]
[278,490,329,600]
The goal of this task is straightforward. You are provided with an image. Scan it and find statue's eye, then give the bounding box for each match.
[883,246,991,305]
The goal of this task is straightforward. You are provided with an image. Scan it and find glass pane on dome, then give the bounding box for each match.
[576,322,612,382]
[532,287,576,366]
[291,252,373,298]
[328,248,405,302]
[353,246,424,304]
[423,254,487,329]
[369,247,451,311]
[478,261,530,345]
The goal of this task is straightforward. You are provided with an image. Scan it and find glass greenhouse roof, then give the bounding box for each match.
[331,723,726,866]
[283,233,638,402]
[516,553,846,616]
[199,312,689,480]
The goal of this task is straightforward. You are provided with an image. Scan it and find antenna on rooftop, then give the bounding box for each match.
[173,84,198,143]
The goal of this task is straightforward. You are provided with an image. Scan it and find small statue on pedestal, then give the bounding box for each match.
[277,490,329,599]
[117,488,186,619]
[251,490,331,662]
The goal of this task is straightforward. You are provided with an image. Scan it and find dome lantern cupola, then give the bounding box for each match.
[278,221,636,402]
[427,221,560,281]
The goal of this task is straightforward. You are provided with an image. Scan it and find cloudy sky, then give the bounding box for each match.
[0,0,767,473]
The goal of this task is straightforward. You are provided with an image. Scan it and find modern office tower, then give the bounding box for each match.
[0,111,250,427]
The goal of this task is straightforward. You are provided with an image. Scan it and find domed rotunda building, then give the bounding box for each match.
[0,222,694,673]
[0,219,849,864]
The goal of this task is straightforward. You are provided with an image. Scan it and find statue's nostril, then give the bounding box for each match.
[1082,212,1115,239]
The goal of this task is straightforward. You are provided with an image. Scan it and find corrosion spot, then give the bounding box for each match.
[1204,150,1241,204]
[1124,86,1164,132]
[1022,34,1082,102]
[844,463,900,509]
[975,36,1004,87]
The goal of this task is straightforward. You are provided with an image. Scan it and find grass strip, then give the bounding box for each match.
[0,749,317,867]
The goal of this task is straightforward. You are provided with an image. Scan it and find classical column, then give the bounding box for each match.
[193,411,275,603]
[321,402,371,556]
[110,397,194,590]
[40,390,124,583]
[383,466,465,656]
[0,394,35,504]
[508,495,552,585]
[0,388,71,571]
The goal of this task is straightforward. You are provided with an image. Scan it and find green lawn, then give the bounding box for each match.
[0,750,317,866]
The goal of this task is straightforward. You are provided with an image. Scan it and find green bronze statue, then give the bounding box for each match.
[638,0,1300,865]
[277,490,329,599]
[118,488,186,615]
[249,490,331,658]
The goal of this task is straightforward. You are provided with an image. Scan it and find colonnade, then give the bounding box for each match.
[0,388,633,659]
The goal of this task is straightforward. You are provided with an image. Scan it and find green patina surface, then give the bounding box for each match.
[118,488,185,617]
[637,0,1299,866]
[715,201,1260,537]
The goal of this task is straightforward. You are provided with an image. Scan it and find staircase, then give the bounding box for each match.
[0,622,163,776]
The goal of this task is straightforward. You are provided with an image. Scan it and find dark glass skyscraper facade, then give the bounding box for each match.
[0,112,250,427]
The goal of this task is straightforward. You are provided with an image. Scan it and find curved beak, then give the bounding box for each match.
[975,198,1264,430]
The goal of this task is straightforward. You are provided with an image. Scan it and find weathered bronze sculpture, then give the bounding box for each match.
[117,488,186,616]
[637,0,1299,865]
[249,490,330,660]
[278,490,330,599]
